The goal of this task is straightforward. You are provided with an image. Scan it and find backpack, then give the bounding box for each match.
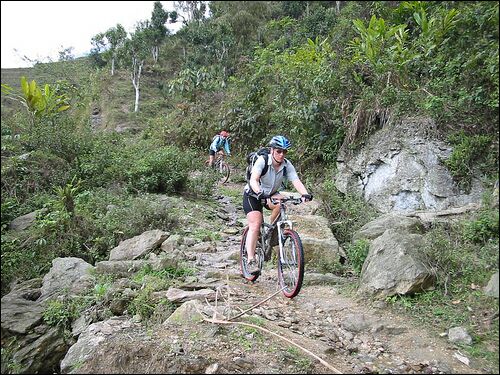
[212,135,222,149]
[245,147,287,184]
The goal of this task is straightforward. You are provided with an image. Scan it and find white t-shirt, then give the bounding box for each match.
[244,154,299,195]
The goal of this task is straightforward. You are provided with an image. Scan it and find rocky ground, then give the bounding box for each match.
[157,181,490,374]
[68,179,495,374]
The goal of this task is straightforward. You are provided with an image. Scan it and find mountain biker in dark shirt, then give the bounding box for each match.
[242,135,312,274]
[208,130,231,167]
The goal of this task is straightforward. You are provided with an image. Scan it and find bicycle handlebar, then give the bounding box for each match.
[248,191,306,205]
[270,196,303,205]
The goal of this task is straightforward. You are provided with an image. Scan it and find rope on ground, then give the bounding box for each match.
[197,286,342,374]
[200,313,342,374]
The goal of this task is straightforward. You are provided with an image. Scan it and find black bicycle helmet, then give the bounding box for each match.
[269,135,291,150]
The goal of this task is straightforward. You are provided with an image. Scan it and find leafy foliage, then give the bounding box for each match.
[445,131,493,191]
[317,178,378,244]
[0,4,498,366]
[344,239,370,275]
[1,77,70,127]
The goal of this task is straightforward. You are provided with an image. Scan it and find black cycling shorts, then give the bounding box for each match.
[209,149,216,156]
[243,191,270,214]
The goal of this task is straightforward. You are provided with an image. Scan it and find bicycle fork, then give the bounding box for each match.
[276,219,294,264]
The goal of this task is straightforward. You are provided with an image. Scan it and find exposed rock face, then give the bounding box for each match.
[352,213,425,242]
[335,117,485,213]
[485,272,499,298]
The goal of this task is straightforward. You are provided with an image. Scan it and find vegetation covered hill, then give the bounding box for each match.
[1,1,498,372]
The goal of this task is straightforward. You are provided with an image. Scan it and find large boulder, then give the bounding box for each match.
[357,229,435,298]
[108,230,169,261]
[39,257,95,302]
[289,214,345,265]
[353,213,425,242]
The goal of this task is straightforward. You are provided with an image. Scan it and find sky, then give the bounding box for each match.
[1,1,183,69]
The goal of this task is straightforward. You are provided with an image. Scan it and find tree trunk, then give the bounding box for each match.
[134,84,140,113]
[131,58,143,112]
[111,57,115,76]
[152,45,159,64]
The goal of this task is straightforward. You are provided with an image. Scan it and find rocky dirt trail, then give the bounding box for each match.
[184,181,489,374]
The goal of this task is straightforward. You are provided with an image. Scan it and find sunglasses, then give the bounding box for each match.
[274,149,287,155]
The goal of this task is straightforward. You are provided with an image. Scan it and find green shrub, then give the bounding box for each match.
[1,233,51,296]
[317,178,378,244]
[1,150,72,204]
[445,131,493,191]
[463,209,499,244]
[421,214,498,292]
[126,146,191,194]
[184,167,218,198]
[74,189,178,260]
[344,239,370,275]
[43,298,81,330]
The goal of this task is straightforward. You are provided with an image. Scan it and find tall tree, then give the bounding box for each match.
[121,22,151,112]
[174,1,207,24]
[91,24,127,76]
[149,1,170,63]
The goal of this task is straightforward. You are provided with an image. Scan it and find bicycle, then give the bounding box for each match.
[206,153,230,184]
[240,195,305,298]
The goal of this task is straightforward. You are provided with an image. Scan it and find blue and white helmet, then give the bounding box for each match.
[269,135,291,150]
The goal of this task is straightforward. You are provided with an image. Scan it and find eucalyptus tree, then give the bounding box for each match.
[58,46,75,61]
[120,22,151,112]
[173,1,207,24]
[91,24,127,76]
[149,1,170,64]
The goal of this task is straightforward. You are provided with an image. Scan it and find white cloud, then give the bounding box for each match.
[1,1,182,68]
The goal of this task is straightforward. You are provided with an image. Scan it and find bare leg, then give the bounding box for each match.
[208,154,215,167]
[269,201,281,224]
[246,211,263,261]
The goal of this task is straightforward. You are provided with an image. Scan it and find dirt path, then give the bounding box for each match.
[192,180,489,374]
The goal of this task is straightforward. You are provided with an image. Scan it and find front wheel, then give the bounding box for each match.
[218,162,230,183]
[278,229,304,298]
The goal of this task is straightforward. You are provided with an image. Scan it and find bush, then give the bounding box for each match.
[462,209,499,245]
[1,150,72,204]
[43,298,81,330]
[445,131,493,191]
[125,146,192,194]
[344,239,370,275]
[421,211,499,292]
[317,177,378,244]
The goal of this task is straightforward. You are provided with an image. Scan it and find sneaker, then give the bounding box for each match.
[247,259,260,274]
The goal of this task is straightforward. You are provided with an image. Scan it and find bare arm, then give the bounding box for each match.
[250,170,262,194]
[291,179,309,196]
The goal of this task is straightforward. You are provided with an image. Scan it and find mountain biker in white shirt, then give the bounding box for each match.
[242,135,312,274]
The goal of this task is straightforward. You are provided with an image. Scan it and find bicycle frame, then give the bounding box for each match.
[240,195,305,298]
[215,154,225,172]
[261,196,300,261]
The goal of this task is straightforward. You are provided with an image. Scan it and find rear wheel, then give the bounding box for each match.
[240,227,263,282]
[278,229,304,298]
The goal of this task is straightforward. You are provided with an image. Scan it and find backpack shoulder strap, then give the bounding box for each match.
[261,153,269,177]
